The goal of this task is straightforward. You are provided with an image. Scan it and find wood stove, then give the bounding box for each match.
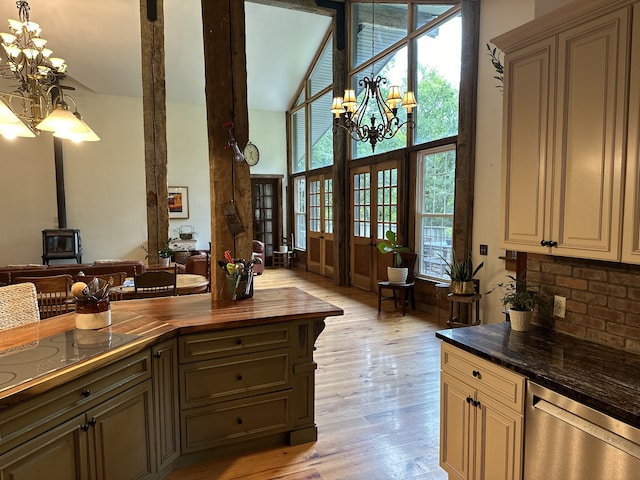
[42,229,82,264]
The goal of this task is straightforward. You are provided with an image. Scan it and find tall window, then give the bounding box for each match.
[294,177,307,249]
[289,33,334,173]
[350,2,461,159]
[416,145,455,280]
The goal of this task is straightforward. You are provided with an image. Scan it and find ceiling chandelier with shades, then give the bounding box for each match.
[0,0,99,141]
[331,2,416,152]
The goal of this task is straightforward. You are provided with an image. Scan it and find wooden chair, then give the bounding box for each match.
[73,272,128,301]
[0,282,40,329]
[133,266,177,298]
[377,252,418,316]
[13,274,74,319]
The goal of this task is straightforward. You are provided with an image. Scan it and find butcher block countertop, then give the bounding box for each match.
[0,288,343,407]
[436,323,640,427]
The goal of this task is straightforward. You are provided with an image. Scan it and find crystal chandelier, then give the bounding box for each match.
[0,0,99,141]
[331,2,416,152]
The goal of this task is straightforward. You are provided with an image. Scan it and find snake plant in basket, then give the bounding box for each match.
[377,230,411,284]
[440,250,484,295]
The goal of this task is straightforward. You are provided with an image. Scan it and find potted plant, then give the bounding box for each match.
[142,239,175,267]
[489,273,541,331]
[440,250,484,295]
[377,230,410,284]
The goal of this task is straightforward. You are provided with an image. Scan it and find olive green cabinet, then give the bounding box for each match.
[0,352,155,480]
[178,320,321,453]
[152,338,180,471]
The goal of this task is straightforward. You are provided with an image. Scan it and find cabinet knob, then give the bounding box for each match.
[236,374,243,381]
[80,423,90,431]
[81,389,91,397]
[236,417,244,425]
[472,370,480,378]
[235,338,242,345]
[466,396,473,404]
[154,351,162,359]
[549,241,558,247]
[473,400,481,408]
[540,240,549,247]
[88,417,97,427]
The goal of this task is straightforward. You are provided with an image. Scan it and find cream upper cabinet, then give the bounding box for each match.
[497,6,631,261]
[622,10,640,263]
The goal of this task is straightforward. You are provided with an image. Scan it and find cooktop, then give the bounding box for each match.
[0,330,140,393]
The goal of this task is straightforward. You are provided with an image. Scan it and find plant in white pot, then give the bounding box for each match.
[440,250,484,295]
[489,273,541,331]
[377,230,410,284]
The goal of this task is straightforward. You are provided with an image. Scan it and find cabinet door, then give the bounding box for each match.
[88,380,155,480]
[152,339,180,470]
[440,372,472,480]
[551,9,629,260]
[473,392,523,480]
[0,413,89,480]
[500,38,555,253]
[622,9,640,263]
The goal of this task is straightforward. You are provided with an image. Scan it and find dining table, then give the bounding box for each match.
[111,273,209,299]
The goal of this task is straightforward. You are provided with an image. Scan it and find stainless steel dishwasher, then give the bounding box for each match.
[525,381,640,479]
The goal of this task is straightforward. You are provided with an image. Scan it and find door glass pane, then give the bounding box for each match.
[309,180,321,233]
[324,178,333,234]
[377,167,398,239]
[353,172,371,238]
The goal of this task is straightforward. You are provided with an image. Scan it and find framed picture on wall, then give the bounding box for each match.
[168,186,189,219]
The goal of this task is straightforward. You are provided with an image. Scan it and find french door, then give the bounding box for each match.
[251,177,282,266]
[350,161,400,291]
[307,174,334,278]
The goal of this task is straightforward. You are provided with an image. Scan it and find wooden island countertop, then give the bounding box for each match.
[0,287,343,406]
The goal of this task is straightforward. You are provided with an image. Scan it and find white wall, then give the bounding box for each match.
[248,109,289,233]
[474,0,535,323]
[166,101,210,250]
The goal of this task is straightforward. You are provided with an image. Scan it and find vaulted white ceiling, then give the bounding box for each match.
[0,0,332,111]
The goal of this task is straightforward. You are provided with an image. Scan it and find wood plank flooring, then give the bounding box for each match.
[166,268,449,480]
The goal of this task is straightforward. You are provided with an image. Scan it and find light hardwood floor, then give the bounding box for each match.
[166,268,449,480]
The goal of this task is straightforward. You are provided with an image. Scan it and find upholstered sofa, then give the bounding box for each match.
[184,240,265,277]
[0,260,146,285]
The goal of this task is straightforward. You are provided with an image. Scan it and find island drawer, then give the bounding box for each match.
[441,342,525,413]
[0,351,151,455]
[179,323,292,362]
[180,390,291,453]
[180,349,291,408]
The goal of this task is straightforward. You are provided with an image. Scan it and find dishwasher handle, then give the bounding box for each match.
[533,396,640,460]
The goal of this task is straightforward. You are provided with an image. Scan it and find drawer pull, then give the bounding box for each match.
[236,374,243,381]
[236,417,244,425]
[81,389,91,397]
[472,370,480,378]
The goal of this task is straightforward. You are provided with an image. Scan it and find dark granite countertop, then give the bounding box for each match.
[436,323,640,427]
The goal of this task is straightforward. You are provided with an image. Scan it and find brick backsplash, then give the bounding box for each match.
[527,254,640,353]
